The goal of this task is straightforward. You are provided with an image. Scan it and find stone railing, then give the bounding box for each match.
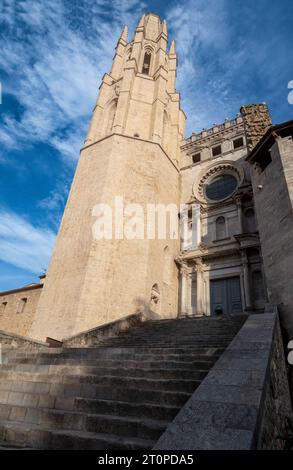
[0,329,47,350]
[63,312,146,347]
[155,311,293,450]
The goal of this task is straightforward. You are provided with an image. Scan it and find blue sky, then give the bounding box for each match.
[0,0,292,291]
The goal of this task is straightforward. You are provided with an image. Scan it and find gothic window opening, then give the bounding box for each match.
[142,50,152,75]
[17,297,27,314]
[127,46,132,60]
[216,216,226,240]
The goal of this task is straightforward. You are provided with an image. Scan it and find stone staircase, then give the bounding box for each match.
[0,315,247,450]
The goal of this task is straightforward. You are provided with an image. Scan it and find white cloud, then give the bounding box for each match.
[0,209,56,274]
[0,0,146,162]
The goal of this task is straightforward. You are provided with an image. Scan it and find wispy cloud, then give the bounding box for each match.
[0,208,56,274]
[0,0,146,162]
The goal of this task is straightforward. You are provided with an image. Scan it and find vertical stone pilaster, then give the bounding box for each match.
[241,250,252,309]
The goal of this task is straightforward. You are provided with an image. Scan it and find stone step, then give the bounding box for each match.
[105,330,238,337]
[4,357,215,370]
[0,404,168,441]
[0,364,210,380]
[4,346,226,358]
[0,420,155,450]
[75,397,181,421]
[4,350,223,364]
[0,372,203,391]
[0,382,193,406]
[0,315,247,449]
[97,340,235,347]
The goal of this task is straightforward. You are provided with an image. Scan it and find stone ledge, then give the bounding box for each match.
[155,312,292,450]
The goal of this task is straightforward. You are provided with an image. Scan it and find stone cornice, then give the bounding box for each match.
[80,133,180,173]
[0,283,43,297]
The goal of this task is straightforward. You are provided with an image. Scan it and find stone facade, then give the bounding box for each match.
[178,116,266,317]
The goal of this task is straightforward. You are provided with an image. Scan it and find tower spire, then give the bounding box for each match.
[137,13,145,27]
[120,25,128,43]
[169,40,176,55]
[162,19,167,36]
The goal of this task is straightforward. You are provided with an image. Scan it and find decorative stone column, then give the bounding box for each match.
[191,203,201,249]
[235,195,243,233]
[196,263,204,316]
[179,266,188,317]
[241,250,252,309]
[180,210,189,251]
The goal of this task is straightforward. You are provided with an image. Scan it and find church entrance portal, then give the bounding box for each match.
[210,277,242,316]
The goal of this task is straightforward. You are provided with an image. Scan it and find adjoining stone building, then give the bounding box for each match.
[0,13,291,343]
[178,114,265,318]
[244,116,293,339]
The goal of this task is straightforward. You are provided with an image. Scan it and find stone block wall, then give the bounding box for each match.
[0,286,42,337]
[29,135,181,342]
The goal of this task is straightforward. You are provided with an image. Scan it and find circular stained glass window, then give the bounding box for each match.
[205,174,237,201]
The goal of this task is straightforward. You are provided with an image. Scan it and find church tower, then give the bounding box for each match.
[29,13,185,341]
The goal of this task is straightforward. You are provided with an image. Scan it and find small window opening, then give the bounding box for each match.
[212,145,222,157]
[17,298,27,314]
[192,153,201,164]
[233,137,244,149]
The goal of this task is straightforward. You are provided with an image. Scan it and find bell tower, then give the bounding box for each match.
[85,13,183,164]
[29,13,186,341]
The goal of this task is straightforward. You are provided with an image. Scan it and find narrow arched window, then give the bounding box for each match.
[216,216,226,240]
[106,100,117,135]
[142,50,152,75]
[244,208,257,233]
